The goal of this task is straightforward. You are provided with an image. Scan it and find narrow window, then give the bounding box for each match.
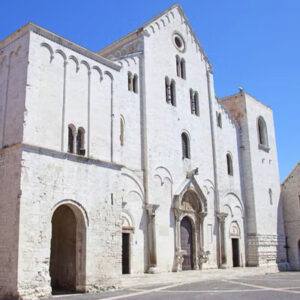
[181,132,190,159]
[226,153,233,175]
[217,112,222,128]
[120,116,125,146]
[194,92,199,116]
[269,189,273,205]
[190,89,195,114]
[180,58,186,79]
[170,80,176,106]
[77,128,85,156]
[176,55,181,77]
[128,72,132,91]
[258,117,268,147]
[133,74,138,93]
[68,125,75,154]
[165,77,171,103]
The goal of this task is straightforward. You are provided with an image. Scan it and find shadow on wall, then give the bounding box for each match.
[277,195,290,271]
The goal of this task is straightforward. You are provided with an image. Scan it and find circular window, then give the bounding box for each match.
[173,33,185,52]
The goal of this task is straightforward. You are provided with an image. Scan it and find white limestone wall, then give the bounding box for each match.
[114,56,142,170]
[24,32,120,163]
[0,147,22,298]
[281,164,300,270]
[0,33,28,149]
[142,7,217,270]
[212,98,246,267]
[223,93,286,266]
[0,32,29,298]
[17,149,123,298]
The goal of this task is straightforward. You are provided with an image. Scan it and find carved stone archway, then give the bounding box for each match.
[173,189,208,271]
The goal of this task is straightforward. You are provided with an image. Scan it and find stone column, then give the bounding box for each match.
[217,212,228,268]
[198,212,207,269]
[146,204,160,273]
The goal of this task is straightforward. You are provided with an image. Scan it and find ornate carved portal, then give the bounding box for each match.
[173,190,208,271]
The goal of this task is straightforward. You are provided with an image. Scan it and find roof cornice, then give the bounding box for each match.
[0,22,121,71]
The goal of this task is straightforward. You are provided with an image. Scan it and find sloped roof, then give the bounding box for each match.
[282,162,300,185]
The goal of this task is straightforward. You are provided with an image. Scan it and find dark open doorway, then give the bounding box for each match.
[50,204,86,294]
[122,233,130,274]
[232,238,240,267]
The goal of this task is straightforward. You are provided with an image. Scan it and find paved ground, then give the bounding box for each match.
[50,271,300,300]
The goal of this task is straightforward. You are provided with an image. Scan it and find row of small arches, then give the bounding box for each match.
[40,42,114,82]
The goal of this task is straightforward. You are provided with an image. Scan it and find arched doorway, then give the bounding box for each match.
[180,217,194,270]
[121,212,134,274]
[230,222,241,267]
[50,204,86,294]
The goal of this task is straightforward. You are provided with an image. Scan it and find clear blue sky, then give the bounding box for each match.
[1,0,299,181]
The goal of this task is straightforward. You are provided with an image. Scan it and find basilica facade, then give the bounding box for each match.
[0,4,287,299]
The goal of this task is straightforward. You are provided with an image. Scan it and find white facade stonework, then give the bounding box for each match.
[281,163,300,270]
[0,4,287,299]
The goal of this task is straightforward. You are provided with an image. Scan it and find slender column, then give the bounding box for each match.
[217,212,228,268]
[198,212,207,269]
[87,70,91,157]
[61,60,67,152]
[146,204,159,273]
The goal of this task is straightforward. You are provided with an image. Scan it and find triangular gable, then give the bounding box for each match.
[98,3,212,68]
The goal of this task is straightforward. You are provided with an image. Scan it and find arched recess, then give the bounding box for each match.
[50,202,87,293]
[173,187,208,271]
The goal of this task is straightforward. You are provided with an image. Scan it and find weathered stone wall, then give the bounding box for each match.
[222,93,286,267]
[0,146,22,299]
[0,31,28,299]
[17,148,122,298]
[281,163,300,270]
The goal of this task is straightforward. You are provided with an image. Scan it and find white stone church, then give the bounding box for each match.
[0,4,287,299]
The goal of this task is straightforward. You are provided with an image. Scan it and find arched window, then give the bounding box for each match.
[226,153,233,175]
[257,117,268,147]
[133,74,138,93]
[180,58,186,79]
[190,89,195,114]
[120,116,125,146]
[217,112,222,128]
[176,55,181,77]
[165,76,171,103]
[76,127,85,156]
[170,80,176,106]
[128,72,132,91]
[269,189,273,205]
[68,124,76,154]
[181,132,190,159]
[194,92,199,116]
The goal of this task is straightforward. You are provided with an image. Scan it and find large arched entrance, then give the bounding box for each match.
[50,204,86,294]
[180,217,194,270]
[173,188,208,271]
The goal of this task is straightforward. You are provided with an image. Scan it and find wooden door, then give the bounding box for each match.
[180,217,193,270]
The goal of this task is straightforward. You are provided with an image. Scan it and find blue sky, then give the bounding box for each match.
[1,0,299,181]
